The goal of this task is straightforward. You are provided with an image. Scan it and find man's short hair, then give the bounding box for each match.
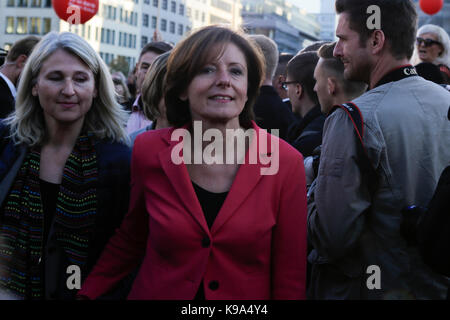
[6,35,40,62]
[287,52,319,104]
[318,42,367,96]
[335,0,417,59]
[249,35,279,80]
[300,41,329,54]
[139,41,173,61]
[274,53,294,77]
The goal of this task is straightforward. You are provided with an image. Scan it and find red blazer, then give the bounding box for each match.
[79,122,308,300]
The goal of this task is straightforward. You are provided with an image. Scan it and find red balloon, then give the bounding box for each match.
[52,0,99,24]
[419,0,444,15]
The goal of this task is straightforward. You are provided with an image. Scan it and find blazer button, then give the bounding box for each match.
[201,237,211,248]
[208,280,219,291]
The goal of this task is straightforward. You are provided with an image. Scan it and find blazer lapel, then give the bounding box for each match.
[158,129,210,235]
[211,124,276,234]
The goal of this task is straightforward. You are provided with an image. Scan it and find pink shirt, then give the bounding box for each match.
[126,95,153,135]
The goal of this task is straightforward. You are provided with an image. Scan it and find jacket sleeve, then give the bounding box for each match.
[78,136,149,299]
[307,109,372,261]
[271,152,308,299]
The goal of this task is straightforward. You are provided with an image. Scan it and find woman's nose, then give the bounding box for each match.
[61,79,75,95]
[216,69,231,87]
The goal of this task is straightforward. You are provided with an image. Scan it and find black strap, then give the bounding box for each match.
[374,65,419,88]
[331,102,378,194]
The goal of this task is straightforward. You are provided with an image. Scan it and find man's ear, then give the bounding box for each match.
[295,83,303,100]
[327,77,336,95]
[370,30,385,55]
[15,54,28,69]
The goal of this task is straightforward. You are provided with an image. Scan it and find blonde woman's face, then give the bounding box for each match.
[417,32,443,63]
[32,49,97,128]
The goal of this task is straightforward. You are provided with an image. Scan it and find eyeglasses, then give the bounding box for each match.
[282,81,299,91]
[416,37,442,47]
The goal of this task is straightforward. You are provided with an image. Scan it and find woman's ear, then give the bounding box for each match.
[32,83,38,97]
[179,91,188,101]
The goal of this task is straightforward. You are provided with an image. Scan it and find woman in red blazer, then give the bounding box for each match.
[78,25,308,300]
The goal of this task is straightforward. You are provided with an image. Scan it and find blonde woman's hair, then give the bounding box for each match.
[6,31,129,146]
[411,24,450,67]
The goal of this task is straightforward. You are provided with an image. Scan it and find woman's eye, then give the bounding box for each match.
[74,77,87,82]
[201,66,215,74]
[230,68,243,76]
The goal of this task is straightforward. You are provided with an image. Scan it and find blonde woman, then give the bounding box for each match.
[0,32,131,300]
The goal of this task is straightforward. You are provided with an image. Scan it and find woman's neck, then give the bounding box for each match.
[44,119,84,149]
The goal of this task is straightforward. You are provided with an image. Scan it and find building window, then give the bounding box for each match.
[43,18,51,34]
[101,28,105,43]
[170,21,175,34]
[128,34,133,48]
[44,0,51,7]
[202,12,205,22]
[161,19,167,31]
[178,24,183,35]
[195,10,199,21]
[87,25,91,40]
[171,1,176,13]
[107,29,111,44]
[112,30,115,45]
[162,0,167,10]
[143,14,149,27]
[144,0,150,4]
[141,36,148,48]
[6,17,15,34]
[16,17,28,34]
[153,0,158,7]
[7,0,14,7]
[31,0,42,6]
[18,0,28,7]
[187,7,191,18]
[30,17,41,34]
[179,4,184,15]
[151,16,157,29]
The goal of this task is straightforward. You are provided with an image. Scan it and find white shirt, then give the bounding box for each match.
[0,71,17,99]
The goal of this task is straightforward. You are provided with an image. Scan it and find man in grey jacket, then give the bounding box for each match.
[307,0,450,299]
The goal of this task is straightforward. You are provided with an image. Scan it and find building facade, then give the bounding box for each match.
[241,0,320,54]
[1,0,241,73]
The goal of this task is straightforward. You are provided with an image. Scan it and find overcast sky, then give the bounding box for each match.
[290,0,321,13]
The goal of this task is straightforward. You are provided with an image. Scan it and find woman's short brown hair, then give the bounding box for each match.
[141,51,170,121]
[165,25,265,128]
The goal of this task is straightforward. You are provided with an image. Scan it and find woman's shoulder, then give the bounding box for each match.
[133,126,177,147]
[94,139,132,166]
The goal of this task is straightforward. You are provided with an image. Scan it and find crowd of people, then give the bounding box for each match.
[0,0,448,300]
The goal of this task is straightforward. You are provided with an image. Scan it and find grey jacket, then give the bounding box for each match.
[308,76,450,299]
